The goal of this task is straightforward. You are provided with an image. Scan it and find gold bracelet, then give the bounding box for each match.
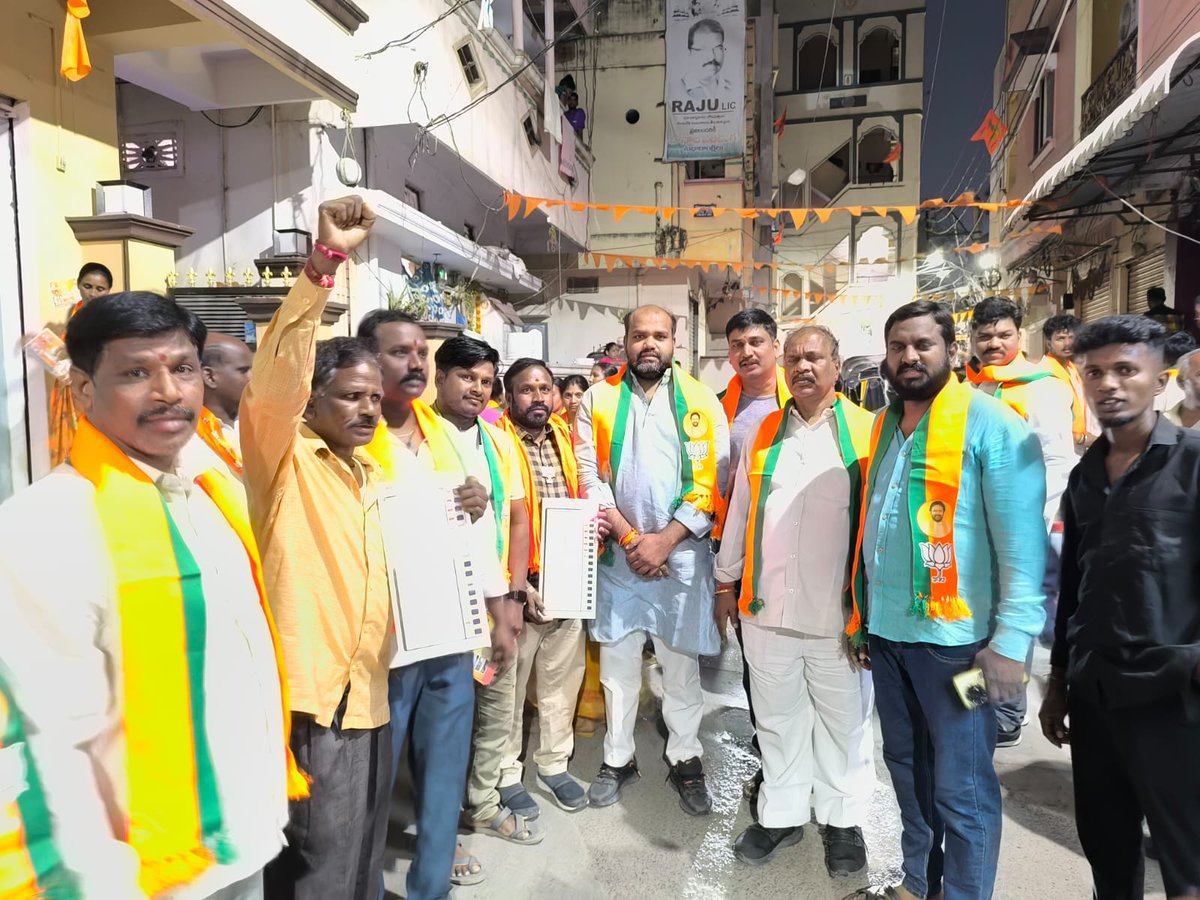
[714,587,736,596]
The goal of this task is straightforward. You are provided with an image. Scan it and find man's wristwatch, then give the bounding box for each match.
[503,590,528,606]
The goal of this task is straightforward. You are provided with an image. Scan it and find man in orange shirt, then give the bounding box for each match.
[240,196,394,900]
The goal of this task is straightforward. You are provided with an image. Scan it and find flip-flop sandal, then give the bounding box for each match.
[450,842,485,886]
[469,807,544,845]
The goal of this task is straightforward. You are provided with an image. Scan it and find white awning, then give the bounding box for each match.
[362,189,544,296]
[1010,31,1200,227]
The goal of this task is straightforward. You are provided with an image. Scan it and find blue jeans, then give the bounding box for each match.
[869,636,1001,900]
[382,653,476,900]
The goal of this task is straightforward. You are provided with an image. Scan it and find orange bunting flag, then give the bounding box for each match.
[612,206,632,223]
[789,209,808,228]
[506,192,523,220]
[61,0,91,82]
[737,209,761,219]
[814,208,835,224]
[871,206,890,218]
[523,197,544,218]
[971,109,1008,155]
[896,206,918,224]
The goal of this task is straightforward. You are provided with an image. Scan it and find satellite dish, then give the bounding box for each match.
[336,157,362,187]
[786,168,807,186]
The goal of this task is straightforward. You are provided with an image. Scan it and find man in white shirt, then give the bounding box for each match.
[431,336,537,846]
[1164,349,1200,429]
[714,325,876,875]
[0,291,290,899]
[967,296,1076,747]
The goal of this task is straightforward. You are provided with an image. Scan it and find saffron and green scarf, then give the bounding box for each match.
[738,395,874,617]
[590,363,720,564]
[0,674,79,899]
[847,376,974,645]
[965,352,1054,420]
[70,416,307,896]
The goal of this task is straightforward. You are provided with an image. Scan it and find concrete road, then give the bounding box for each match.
[383,642,1167,898]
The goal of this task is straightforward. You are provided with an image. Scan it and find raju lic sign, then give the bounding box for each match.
[663,0,745,161]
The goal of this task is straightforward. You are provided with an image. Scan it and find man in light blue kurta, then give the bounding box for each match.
[848,300,1046,900]
[574,305,730,815]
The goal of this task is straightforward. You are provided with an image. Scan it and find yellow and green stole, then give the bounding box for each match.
[847,377,974,645]
[965,352,1054,421]
[0,675,79,899]
[592,363,720,511]
[497,413,579,574]
[365,399,461,481]
[738,395,873,617]
[477,418,514,573]
[70,417,308,896]
[713,367,790,541]
[717,367,790,424]
[196,407,242,477]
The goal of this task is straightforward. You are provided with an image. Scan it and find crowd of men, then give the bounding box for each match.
[0,195,1197,900]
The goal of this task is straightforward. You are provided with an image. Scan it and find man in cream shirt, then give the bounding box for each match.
[0,292,288,899]
[715,326,876,877]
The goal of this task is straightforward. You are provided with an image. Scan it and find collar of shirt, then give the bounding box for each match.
[1079,413,1181,484]
[299,424,377,490]
[630,367,673,401]
[513,421,551,446]
[786,404,836,430]
[131,456,191,498]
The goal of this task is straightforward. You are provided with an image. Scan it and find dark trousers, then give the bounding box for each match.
[1069,692,1200,899]
[733,621,761,755]
[870,636,1001,900]
[383,653,476,900]
[265,708,392,900]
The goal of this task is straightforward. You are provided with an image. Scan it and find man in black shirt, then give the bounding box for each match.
[1040,314,1200,900]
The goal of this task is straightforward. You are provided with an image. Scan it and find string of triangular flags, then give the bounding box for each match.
[573,222,1062,275]
[745,282,1048,306]
[505,189,1045,225]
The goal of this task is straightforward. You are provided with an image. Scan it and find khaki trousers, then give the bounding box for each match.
[499,618,586,785]
[465,648,518,823]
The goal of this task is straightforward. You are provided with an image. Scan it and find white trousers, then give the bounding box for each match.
[743,623,875,829]
[599,630,703,767]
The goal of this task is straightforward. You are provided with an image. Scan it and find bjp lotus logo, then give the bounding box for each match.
[919,542,952,583]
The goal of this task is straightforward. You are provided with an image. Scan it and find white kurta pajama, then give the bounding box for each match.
[575,369,730,768]
[715,407,875,829]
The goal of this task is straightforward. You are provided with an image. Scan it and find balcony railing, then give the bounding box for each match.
[1081,31,1138,136]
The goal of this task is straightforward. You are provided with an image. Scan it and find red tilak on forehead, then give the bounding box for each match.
[158,353,167,362]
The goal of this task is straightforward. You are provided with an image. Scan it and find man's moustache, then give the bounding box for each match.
[400,372,427,385]
[138,406,196,425]
[528,403,550,414]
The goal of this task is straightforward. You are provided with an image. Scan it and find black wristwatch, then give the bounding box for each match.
[503,590,529,606]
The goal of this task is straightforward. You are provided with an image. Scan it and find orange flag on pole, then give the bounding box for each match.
[971,109,1008,155]
[61,0,91,81]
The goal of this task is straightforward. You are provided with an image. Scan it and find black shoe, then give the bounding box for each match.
[823,825,868,877]
[667,756,712,816]
[733,822,804,865]
[996,723,1023,748]
[587,759,640,807]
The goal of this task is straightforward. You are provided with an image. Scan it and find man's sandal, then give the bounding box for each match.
[450,842,485,886]
[469,806,544,845]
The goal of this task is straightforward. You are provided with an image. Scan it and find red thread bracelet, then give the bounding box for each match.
[313,242,349,262]
[303,259,336,289]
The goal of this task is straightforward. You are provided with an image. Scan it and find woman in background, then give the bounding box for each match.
[559,374,589,428]
[50,262,113,466]
[589,359,619,384]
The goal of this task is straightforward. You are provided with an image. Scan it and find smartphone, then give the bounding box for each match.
[953,666,1030,709]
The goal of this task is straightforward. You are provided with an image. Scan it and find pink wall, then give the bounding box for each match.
[1138,0,1200,78]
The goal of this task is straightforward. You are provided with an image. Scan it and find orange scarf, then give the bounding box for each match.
[497,413,579,573]
[1042,355,1088,441]
[718,367,790,425]
[965,352,1054,420]
[197,408,242,476]
[364,399,461,481]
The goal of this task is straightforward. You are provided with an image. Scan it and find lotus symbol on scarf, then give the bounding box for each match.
[919,541,952,583]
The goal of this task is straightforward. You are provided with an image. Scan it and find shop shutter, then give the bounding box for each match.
[1083,271,1113,322]
[1125,249,1164,314]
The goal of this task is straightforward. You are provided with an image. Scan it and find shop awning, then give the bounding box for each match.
[363,189,544,296]
[1012,31,1200,225]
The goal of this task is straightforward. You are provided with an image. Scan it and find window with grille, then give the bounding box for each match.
[121,128,182,175]
[567,276,599,293]
[685,159,726,180]
[455,40,486,94]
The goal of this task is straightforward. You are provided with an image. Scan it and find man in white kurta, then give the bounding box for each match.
[714,326,875,875]
[0,294,287,899]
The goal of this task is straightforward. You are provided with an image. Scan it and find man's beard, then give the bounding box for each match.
[513,402,550,429]
[632,353,669,381]
[882,357,952,401]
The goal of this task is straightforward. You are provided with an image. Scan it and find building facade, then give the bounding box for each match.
[989,0,1200,353]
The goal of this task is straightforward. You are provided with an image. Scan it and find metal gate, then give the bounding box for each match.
[1083,272,1113,322]
[1125,249,1164,314]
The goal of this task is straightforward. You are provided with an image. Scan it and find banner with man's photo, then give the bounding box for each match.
[663,0,746,161]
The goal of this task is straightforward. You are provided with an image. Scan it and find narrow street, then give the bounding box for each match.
[384,642,1168,898]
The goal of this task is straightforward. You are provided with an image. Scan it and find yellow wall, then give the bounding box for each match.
[1,0,122,328]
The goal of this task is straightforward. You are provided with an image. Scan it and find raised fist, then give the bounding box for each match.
[315,195,376,257]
